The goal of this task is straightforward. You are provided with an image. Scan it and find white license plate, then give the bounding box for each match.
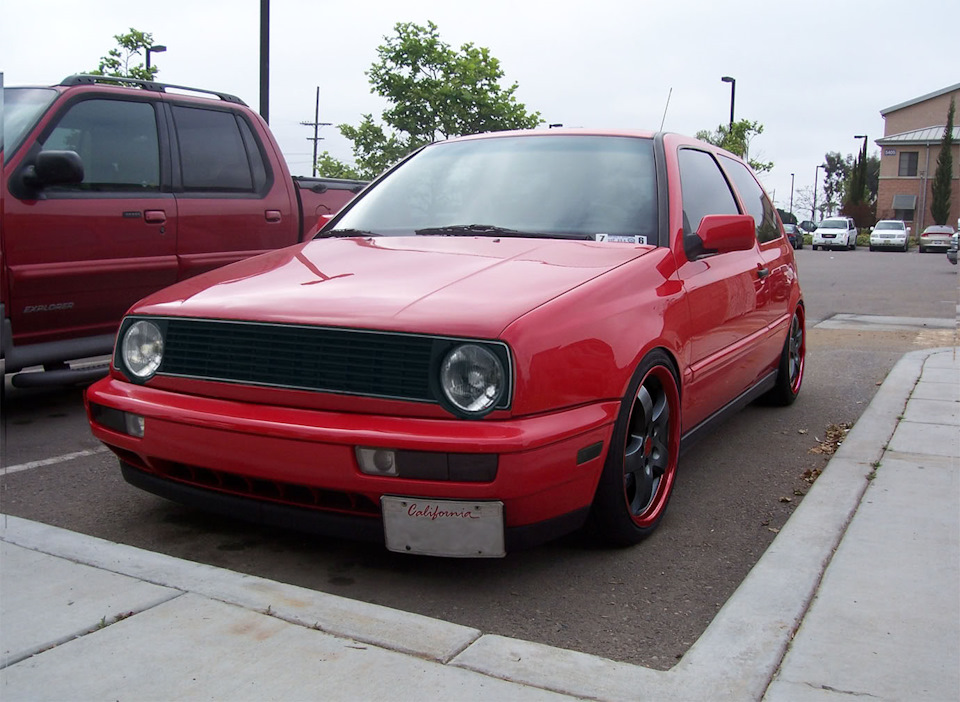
[381,496,505,558]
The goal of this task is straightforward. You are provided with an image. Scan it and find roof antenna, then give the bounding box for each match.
[659,87,672,131]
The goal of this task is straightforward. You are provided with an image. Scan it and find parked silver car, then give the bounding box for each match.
[918,225,955,253]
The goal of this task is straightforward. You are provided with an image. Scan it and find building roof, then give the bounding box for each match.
[876,126,960,146]
[880,83,960,116]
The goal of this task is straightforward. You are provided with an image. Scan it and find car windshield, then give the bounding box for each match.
[326,135,659,241]
[820,220,846,229]
[875,222,903,230]
[3,87,58,163]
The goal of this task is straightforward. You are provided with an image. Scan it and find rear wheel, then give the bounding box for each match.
[763,306,805,406]
[590,351,681,545]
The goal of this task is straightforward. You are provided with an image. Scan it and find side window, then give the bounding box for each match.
[677,148,739,237]
[719,155,780,243]
[172,106,266,192]
[41,99,160,190]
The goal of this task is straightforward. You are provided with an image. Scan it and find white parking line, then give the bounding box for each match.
[2,447,110,476]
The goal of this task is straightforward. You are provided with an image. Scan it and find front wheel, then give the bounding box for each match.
[590,351,681,545]
[763,306,805,406]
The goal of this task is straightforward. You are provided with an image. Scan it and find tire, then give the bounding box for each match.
[920,246,926,253]
[849,235,856,251]
[869,245,875,252]
[812,244,818,251]
[590,350,681,545]
[763,306,805,406]
[902,243,908,253]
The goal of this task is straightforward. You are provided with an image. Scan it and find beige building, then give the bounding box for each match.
[875,83,959,231]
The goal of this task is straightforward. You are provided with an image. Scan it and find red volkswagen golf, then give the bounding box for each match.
[86,130,805,557]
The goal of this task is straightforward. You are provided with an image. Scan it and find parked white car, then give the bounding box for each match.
[869,220,910,252]
[918,225,955,253]
[812,217,858,251]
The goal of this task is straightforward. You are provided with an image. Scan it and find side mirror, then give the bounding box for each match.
[870,226,875,231]
[23,150,84,188]
[696,214,756,253]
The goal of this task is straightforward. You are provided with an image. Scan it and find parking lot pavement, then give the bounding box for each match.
[2,347,958,701]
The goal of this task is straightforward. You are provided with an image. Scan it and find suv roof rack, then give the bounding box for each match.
[58,74,247,106]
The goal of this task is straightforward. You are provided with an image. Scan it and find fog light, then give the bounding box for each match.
[124,413,145,438]
[356,447,398,476]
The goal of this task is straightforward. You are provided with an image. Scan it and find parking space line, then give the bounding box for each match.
[2,447,110,476]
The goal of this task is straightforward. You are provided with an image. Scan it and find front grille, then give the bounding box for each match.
[159,319,435,401]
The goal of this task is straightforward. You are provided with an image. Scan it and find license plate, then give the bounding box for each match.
[381,496,505,558]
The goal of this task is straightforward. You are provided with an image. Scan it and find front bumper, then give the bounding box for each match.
[870,236,906,248]
[86,377,619,555]
[812,234,845,247]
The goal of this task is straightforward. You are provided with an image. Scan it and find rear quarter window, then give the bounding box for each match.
[172,106,268,193]
[719,155,780,244]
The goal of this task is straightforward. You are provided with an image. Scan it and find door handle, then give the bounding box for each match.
[757,266,770,279]
[144,210,166,224]
[265,210,282,222]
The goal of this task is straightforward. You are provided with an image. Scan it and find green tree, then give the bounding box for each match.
[821,151,851,214]
[695,119,773,173]
[88,28,159,81]
[319,21,542,179]
[313,152,364,180]
[930,97,955,225]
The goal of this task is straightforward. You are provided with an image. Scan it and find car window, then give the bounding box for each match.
[819,219,845,229]
[172,106,267,192]
[41,98,160,190]
[718,155,780,244]
[677,148,739,237]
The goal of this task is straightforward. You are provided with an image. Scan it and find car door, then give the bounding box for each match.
[166,103,299,279]
[3,95,178,347]
[673,147,769,427]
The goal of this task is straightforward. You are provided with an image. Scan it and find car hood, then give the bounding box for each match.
[133,236,653,338]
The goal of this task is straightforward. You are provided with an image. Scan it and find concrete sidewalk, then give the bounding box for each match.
[2,348,958,701]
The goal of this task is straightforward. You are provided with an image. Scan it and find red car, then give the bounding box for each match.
[85,130,805,558]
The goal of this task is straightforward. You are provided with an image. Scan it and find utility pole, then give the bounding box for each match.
[300,86,331,177]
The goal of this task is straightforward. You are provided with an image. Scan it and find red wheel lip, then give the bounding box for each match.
[624,364,681,529]
[790,309,806,395]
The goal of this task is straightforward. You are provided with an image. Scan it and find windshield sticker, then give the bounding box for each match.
[595,233,647,245]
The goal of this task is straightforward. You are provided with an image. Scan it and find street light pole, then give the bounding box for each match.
[790,173,795,217]
[721,76,736,130]
[145,44,166,72]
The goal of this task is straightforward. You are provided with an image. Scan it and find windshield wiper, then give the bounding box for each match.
[414,224,529,237]
[317,228,379,239]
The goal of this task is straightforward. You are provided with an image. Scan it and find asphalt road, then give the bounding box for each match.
[1,246,957,669]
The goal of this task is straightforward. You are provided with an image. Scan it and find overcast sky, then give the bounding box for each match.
[3,0,957,216]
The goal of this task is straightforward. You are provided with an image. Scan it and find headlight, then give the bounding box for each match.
[440,344,505,417]
[121,320,164,379]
